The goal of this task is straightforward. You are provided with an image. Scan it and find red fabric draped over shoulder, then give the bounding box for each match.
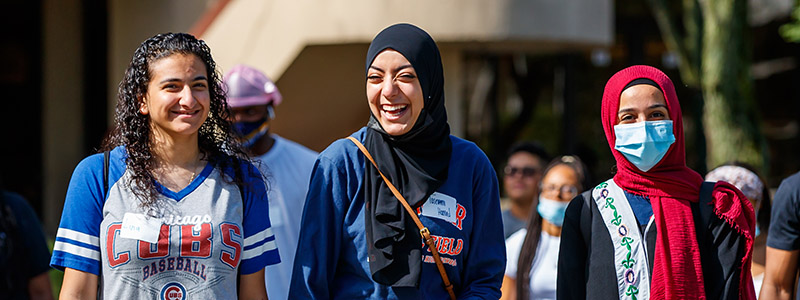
[601,65,755,300]
[713,181,757,299]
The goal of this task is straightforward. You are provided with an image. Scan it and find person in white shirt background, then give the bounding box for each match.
[224,65,318,300]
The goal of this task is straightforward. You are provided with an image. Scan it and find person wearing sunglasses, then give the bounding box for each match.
[502,155,589,300]
[502,142,550,239]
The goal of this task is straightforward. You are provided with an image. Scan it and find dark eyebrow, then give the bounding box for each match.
[158,76,207,85]
[617,103,668,115]
[368,64,414,73]
[394,64,413,73]
[617,108,635,115]
[158,78,182,85]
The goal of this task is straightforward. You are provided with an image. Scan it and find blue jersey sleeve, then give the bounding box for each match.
[239,161,280,274]
[50,153,106,275]
[289,148,355,299]
[458,147,505,299]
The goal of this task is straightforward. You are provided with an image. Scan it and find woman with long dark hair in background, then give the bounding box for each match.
[501,155,590,300]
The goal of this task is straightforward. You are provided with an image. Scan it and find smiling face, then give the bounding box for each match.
[139,53,210,140]
[617,84,670,125]
[366,49,424,136]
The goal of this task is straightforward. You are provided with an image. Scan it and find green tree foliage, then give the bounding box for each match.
[780,5,800,42]
[646,0,767,170]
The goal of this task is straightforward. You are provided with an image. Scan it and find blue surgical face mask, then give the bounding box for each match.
[233,118,269,147]
[537,196,569,227]
[613,120,676,172]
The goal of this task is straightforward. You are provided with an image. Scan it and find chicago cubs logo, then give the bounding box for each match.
[160,282,186,300]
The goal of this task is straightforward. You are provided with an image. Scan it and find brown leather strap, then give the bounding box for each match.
[347,136,456,300]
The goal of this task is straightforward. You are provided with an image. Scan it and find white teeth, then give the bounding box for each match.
[383,105,407,112]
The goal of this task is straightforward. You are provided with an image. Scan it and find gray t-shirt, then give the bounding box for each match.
[502,208,526,239]
[51,147,280,299]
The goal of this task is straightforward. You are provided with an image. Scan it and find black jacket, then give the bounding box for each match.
[557,182,745,300]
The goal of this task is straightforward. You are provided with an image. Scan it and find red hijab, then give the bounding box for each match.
[601,65,755,300]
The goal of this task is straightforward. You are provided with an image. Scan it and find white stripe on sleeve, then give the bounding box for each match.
[57,228,100,245]
[54,240,101,261]
[241,239,277,260]
[243,227,274,247]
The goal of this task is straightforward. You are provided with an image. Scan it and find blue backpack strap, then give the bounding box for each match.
[103,150,110,197]
[579,189,594,246]
[692,181,717,297]
[697,181,715,230]
[693,181,716,241]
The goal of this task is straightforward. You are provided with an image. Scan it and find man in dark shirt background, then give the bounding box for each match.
[0,174,53,300]
[761,171,800,300]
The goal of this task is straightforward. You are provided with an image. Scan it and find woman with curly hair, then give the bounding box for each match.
[51,32,278,299]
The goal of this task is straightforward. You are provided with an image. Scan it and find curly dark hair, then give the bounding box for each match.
[101,32,253,208]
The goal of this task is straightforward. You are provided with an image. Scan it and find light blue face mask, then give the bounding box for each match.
[614,120,676,172]
[537,196,569,227]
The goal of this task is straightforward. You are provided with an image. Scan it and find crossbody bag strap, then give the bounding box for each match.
[347,136,456,300]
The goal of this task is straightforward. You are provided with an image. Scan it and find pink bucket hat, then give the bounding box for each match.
[223,64,282,108]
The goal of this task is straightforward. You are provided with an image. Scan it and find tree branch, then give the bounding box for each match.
[646,0,700,87]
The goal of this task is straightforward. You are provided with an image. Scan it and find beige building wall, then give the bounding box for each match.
[203,0,613,79]
[201,0,612,151]
[42,0,612,230]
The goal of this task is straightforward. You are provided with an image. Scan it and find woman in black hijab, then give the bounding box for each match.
[289,23,505,299]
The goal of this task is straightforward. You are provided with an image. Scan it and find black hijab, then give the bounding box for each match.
[362,23,452,287]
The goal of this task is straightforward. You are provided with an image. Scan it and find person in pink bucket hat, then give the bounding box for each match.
[225,64,283,148]
[224,64,318,300]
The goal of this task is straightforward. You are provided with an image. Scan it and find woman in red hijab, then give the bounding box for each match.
[557,65,756,300]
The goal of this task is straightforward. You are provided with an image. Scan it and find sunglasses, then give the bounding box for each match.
[504,166,540,178]
[542,184,580,198]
